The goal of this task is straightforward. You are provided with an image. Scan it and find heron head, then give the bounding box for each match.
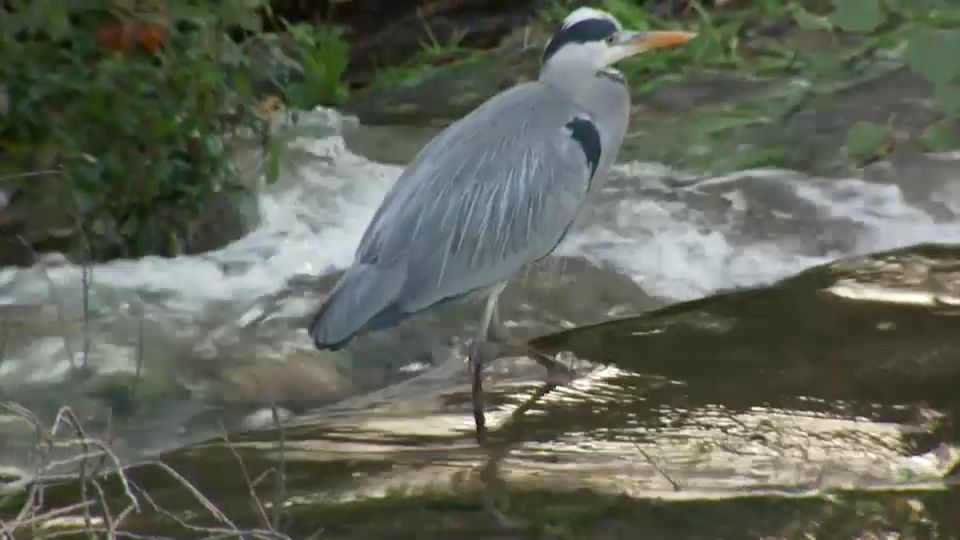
[541,7,697,71]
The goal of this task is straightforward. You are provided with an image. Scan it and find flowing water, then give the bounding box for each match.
[2,107,960,537]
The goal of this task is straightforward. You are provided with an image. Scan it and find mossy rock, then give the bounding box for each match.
[0,172,258,267]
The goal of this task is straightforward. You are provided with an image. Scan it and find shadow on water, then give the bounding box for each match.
[3,243,960,538]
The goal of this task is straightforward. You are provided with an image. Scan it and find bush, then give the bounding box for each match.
[0,0,347,262]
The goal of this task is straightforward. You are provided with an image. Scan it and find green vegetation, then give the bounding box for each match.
[578,0,960,166]
[356,0,960,173]
[0,0,350,263]
[3,0,960,265]
[283,20,351,109]
[368,16,476,91]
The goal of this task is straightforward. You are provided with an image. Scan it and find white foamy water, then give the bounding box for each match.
[1,107,960,386]
[560,164,960,300]
[0,113,393,311]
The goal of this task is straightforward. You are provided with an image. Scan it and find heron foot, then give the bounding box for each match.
[467,339,503,445]
[467,337,575,444]
[499,338,575,385]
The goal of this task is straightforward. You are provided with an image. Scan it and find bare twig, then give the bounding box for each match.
[220,428,272,530]
[0,404,139,539]
[16,236,79,371]
[137,486,286,540]
[147,462,238,530]
[269,402,287,532]
[79,263,91,374]
[69,176,93,376]
[5,501,97,530]
[50,407,93,530]
[210,404,291,537]
[2,277,298,539]
[0,318,7,372]
[2,399,295,539]
[133,310,145,398]
[0,171,63,181]
[632,441,683,492]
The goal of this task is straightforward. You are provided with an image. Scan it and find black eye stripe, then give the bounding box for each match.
[542,19,620,63]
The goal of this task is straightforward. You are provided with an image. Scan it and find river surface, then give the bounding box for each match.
[1,107,960,538]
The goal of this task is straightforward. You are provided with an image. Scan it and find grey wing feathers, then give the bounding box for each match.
[307,261,407,350]
[309,82,601,349]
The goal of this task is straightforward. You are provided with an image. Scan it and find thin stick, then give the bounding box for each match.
[51,407,93,530]
[632,442,682,492]
[148,462,238,530]
[79,261,91,374]
[269,402,287,532]
[0,170,63,181]
[220,429,271,530]
[17,236,78,371]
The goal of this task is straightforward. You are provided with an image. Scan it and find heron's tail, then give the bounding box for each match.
[308,263,407,350]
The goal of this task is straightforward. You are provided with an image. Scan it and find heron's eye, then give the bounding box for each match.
[605,35,617,45]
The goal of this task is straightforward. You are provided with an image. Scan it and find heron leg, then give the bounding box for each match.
[469,284,574,444]
[503,340,574,384]
[493,290,574,381]
[486,295,508,342]
[469,286,575,526]
[469,283,507,444]
[468,339,499,444]
[484,291,573,381]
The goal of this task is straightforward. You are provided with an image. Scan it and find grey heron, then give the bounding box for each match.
[308,7,696,442]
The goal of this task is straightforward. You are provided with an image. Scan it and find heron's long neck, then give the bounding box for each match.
[540,65,631,189]
[587,71,631,185]
[539,63,628,112]
[539,61,590,99]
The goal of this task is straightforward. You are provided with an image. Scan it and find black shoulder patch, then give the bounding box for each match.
[565,117,602,181]
[542,18,619,63]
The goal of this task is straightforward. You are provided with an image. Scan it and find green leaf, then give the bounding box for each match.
[202,136,221,157]
[120,215,140,239]
[46,6,72,42]
[830,0,885,33]
[224,4,264,33]
[285,82,309,109]
[932,81,960,116]
[918,121,960,151]
[601,0,651,30]
[905,29,960,85]
[845,121,889,163]
[198,66,226,87]
[232,71,253,98]
[790,3,833,32]
[264,137,284,185]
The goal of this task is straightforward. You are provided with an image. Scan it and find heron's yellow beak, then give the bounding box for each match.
[602,30,697,66]
[628,30,698,52]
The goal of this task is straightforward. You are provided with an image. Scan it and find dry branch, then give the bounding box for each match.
[0,402,294,539]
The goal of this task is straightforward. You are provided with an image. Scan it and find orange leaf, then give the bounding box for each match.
[135,23,166,52]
